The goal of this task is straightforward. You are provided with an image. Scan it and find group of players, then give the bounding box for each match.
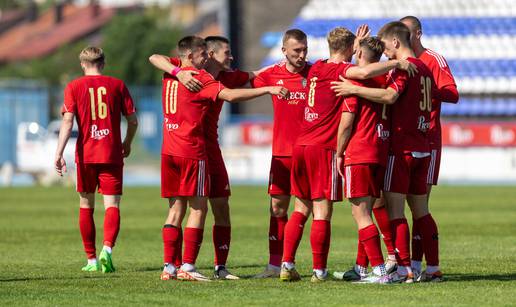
[54,15,458,284]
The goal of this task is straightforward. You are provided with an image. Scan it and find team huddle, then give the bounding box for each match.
[54,15,458,284]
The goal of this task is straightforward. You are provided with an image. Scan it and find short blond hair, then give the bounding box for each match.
[79,46,105,66]
[327,27,355,53]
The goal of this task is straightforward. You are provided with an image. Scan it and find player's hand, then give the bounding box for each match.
[353,24,371,53]
[337,156,345,178]
[331,76,355,97]
[397,59,418,77]
[177,70,203,92]
[55,155,67,176]
[122,141,131,158]
[269,86,289,99]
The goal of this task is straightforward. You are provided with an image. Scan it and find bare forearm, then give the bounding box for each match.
[220,87,271,103]
[123,114,138,144]
[350,86,397,105]
[149,54,174,73]
[346,60,399,79]
[55,119,73,157]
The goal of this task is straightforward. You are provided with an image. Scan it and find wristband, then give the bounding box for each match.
[170,67,181,77]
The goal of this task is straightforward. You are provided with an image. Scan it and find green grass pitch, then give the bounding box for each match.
[1,185,516,306]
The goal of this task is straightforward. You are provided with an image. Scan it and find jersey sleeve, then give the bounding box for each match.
[342,96,359,113]
[386,69,408,94]
[427,55,456,90]
[199,74,225,102]
[220,70,250,88]
[61,83,75,114]
[168,57,181,67]
[250,68,269,88]
[120,82,136,116]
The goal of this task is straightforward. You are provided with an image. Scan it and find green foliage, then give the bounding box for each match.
[100,12,181,85]
[1,185,516,306]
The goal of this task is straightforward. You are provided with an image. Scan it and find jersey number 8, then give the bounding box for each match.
[89,87,107,120]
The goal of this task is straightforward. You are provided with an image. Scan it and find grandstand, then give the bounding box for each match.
[262,0,516,117]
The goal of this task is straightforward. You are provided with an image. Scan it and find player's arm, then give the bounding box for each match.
[336,111,355,177]
[218,86,289,103]
[434,84,459,103]
[248,63,275,79]
[331,76,398,105]
[122,113,138,158]
[54,112,74,176]
[148,54,202,92]
[345,59,417,79]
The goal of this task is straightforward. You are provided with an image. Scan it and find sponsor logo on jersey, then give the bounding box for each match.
[164,118,179,131]
[417,116,430,132]
[301,78,307,88]
[276,80,284,85]
[90,124,110,140]
[304,107,319,122]
[376,123,390,141]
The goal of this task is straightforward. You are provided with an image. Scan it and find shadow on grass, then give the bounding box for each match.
[135,263,264,273]
[445,273,516,282]
[0,274,119,283]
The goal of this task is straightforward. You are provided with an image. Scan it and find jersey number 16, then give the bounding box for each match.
[89,87,107,120]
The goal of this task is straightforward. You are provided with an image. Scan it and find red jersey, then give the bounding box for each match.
[62,75,135,164]
[387,57,433,154]
[161,67,224,160]
[344,74,390,166]
[295,59,352,149]
[168,57,249,161]
[251,62,310,156]
[419,49,457,148]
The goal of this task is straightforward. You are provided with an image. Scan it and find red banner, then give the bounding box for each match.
[241,122,273,146]
[442,122,516,146]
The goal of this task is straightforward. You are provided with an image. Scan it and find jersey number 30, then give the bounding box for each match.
[165,80,179,114]
[89,87,107,120]
[419,76,432,112]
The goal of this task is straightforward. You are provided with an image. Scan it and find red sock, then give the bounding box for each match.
[310,220,331,270]
[390,218,410,267]
[411,217,423,262]
[282,211,308,263]
[269,215,288,266]
[373,206,395,256]
[356,240,369,267]
[418,214,439,266]
[162,225,181,265]
[358,224,384,267]
[183,227,204,265]
[173,228,183,267]
[79,208,96,259]
[103,207,120,248]
[213,225,231,266]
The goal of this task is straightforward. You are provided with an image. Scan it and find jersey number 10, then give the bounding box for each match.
[419,76,432,112]
[89,87,107,120]
[165,80,179,114]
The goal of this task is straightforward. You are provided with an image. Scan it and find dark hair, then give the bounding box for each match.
[400,15,422,31]
[205,36,230,52]
[377,21,411,46]
[359,37,384,62]
[282,29,307,45]
[177,36,206,55]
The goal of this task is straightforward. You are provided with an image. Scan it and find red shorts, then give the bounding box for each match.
[268,156,292,195]
[209,167,231,198]
[161,154,209,198]
[384,154,430,195]
[427,148,441,185]
[291,145,342,201]
[76,163,123,195]
[343,164,384,199]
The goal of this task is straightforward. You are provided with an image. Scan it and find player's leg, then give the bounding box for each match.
[373,195,397,273]
[161,197,187,280]
[97,164,123,273]
[76,163,99,271]
[79,192,98,272]
[310,198,332,282]
[177,196,210,281]
[280,197,312,282]
[210,196,238,280]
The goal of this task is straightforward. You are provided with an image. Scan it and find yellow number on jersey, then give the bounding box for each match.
[419,76,432,112]
[88,87,108,120]
[165,80,179,114]
[307,77,318,107]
